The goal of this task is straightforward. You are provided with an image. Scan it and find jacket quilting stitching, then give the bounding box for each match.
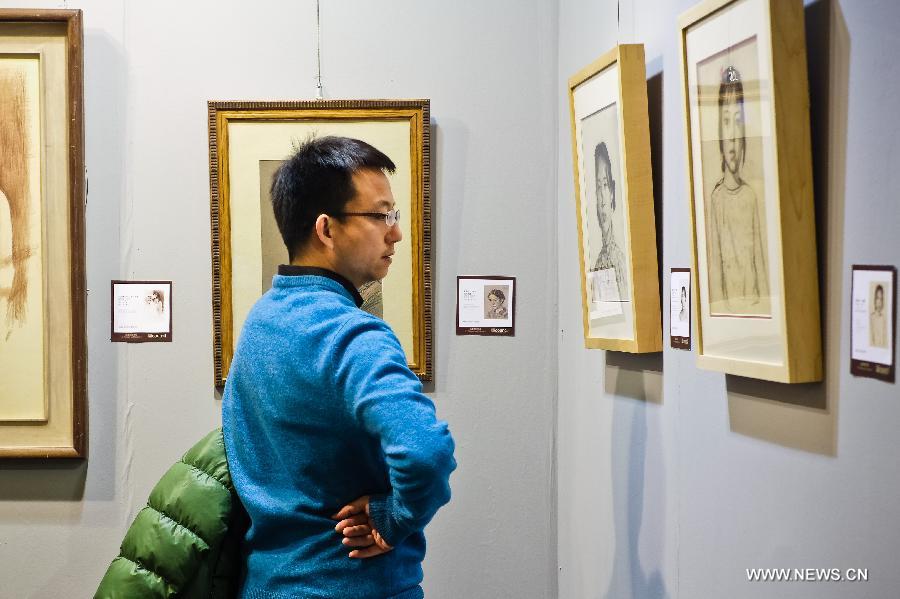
[113,554,177,592]
[179,458,231,493]
[143,502,213,553]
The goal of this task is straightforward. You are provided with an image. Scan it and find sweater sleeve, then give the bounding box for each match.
[332,315,456,547]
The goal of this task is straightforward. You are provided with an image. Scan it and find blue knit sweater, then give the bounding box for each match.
[222,272,455,599]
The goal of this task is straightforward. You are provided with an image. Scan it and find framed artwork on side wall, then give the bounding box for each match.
[208,99,432,387]
[679,0,822,383]
[568,44,662,353]
[0,9,86,458]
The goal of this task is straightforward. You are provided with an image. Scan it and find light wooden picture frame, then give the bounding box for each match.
[678,0,821,383]
[0,9,86,458]
[208,99,433,387]
[568,44,662,353]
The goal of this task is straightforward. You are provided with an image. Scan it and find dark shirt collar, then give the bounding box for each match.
[277,265,364,308]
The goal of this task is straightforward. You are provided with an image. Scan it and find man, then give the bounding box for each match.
[223,136,456,599]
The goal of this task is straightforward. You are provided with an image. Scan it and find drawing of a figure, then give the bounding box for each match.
[485,287,508,320]
[706,65,769,315]
[678,286,688,323]
[0,71,31,329]
[592,141,628,301]
[870,283,887,348]
[146,289,165,315]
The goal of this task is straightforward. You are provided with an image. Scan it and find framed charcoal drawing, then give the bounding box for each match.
[208,99,432,387]
[679,0,821,383]
[0,10,86,458]
[568,44,661,353]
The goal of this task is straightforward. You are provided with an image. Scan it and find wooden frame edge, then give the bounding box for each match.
[67,9,87,458]
[768,0,822,382]
[618,44,662,353]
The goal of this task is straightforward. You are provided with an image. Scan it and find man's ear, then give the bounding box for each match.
[314,214,335,250]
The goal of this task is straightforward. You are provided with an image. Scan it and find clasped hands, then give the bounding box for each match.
[332,495,393,559]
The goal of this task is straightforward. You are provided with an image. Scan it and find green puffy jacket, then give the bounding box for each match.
[95,429,248,598]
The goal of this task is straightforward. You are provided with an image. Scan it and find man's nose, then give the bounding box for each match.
[387,222,402,243]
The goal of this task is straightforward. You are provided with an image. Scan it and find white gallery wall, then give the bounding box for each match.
[0,1,558,597]
[557,0,900,597]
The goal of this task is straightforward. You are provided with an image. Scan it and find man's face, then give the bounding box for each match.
[720,93,745,176]
[330,168,402,288]
[595,159,613,240]
[874,288,884,313]
[488,293,501,309]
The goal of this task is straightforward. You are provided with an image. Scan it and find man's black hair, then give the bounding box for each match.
[270,136,396,260]
[488,288,506,303]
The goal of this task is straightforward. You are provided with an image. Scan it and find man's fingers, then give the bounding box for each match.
[371,529,392,551]
[341,524,371,537]
[331,503,364,520]
[341,534,374,547]
[330,496,370,520]
[349,544,392,559]
[333,513,368,532]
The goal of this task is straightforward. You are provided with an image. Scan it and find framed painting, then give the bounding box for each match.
[0,10,86,458]
[208,99,432,387]
[679,0,821,383]
[568,44,662,353]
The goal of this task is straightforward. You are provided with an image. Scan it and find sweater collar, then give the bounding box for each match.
[276,265,364,307]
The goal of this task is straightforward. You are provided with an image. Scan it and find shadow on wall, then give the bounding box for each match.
[602,352,668,599]
[597,57,669,598]
[726,0,848,458]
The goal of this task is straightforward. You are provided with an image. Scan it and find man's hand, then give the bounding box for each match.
[331,495,393,559]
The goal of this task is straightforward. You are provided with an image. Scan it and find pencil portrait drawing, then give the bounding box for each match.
[484,286,509,320]
[870,282,888,349]
[698,41,771,317]
[579,100,630,314]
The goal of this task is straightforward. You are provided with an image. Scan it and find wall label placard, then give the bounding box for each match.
[456,276,516,336]
[670,268,691,350]
[111,280,173,343]
[850,265,896,383]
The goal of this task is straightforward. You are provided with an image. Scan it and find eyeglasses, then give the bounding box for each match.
[334,209,400,227]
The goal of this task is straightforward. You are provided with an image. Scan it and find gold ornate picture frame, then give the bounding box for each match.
[0,9,86,458]
[568,44,662,353]
[208,99,433,387]
[679,0,822,383]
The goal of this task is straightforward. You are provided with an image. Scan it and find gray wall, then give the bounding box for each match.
[557,0,900,597]
[0,1,558,597]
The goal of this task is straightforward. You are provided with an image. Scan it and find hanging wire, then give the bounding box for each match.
[315,0,324,99]
[616,0,620,45]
